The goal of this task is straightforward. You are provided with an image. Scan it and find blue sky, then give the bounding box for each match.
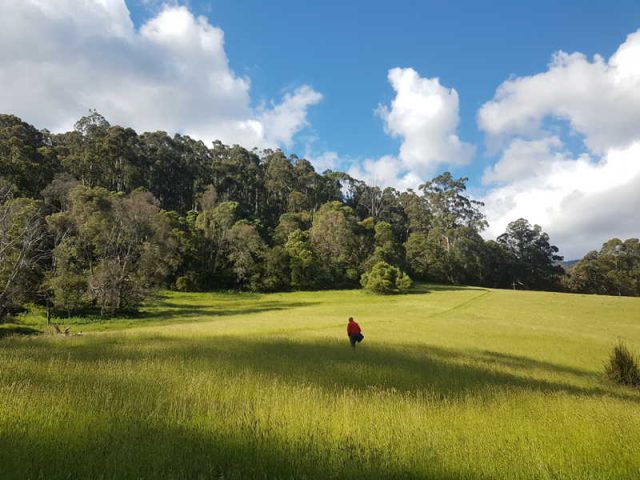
[127,0,640,186]
[1,0,640,257]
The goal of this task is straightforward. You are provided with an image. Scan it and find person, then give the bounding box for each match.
[347,317,364,349]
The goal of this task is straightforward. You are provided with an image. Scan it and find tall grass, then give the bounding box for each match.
[605,341,640,387]
[1,286,640,479]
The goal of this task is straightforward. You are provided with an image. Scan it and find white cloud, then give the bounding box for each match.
[0,0,321,149]
[306,151,340,173]
[478,31,640,154]
[257,86,323,149]
[379,68,474,173]
[482,136,569,184]
[483,142,640,258]
[347,155,422,191]
[480,30,640,258]
[353,67,474,189]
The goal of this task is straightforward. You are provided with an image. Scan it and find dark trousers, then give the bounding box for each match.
[349,333,364,347]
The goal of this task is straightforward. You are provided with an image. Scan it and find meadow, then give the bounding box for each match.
[1,285,640,479]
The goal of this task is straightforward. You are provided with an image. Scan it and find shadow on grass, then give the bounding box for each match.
[136,299,319,322]
[1,412,484,480]
[420,283,488,293]
[7,335,638,404]
[395,283,489,296]
[4,336,638,479]
[45,298,320,327]
[0,324,41,339]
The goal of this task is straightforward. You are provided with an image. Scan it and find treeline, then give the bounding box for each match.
[1,111,638,320]
[563,239,640,297]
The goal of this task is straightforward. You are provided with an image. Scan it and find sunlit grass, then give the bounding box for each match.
[2,286,640,478]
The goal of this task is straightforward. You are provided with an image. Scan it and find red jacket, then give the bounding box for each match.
[347,321,361,335]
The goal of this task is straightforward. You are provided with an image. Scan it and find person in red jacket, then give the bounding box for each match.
[347,317,364,348]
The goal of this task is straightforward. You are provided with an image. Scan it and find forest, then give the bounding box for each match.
[1,111,639,321]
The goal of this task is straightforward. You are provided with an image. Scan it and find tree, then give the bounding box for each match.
[41,173,81,212]
[139,131,196,213]
[497,218,563,290]
[47,187,179,315]
[565,238,640,296]
[195,201,239,284]
[0,114,59,197]
[480,240,514,288]
[55,110,111,188]
[360,261,412,294]
[310,201,363,286]
[226,220,266,289]
[284,229,318,289]
[211,143,263,219]
[259,246,291,292]
[405,230,451,283]
[0,191,49,322]
[274,212,312,245]
[364,221,404,271]
[264,150,295,218]
[420,172,486,252]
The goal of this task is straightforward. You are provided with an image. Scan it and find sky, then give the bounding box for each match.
[1,0,640,259]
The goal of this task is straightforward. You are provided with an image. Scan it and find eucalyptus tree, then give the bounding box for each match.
[566,238,640,296]
[195,201,239,282]
[55,110,111,188]
[419,172,487,252]
[47,186,179,315]
[210,143,263,218]
[497,218,563,290]
[310,201,364,286]
[0,114,59,197]
[139,131,198,213]
[0,190,49,322]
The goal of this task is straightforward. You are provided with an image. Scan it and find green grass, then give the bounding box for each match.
[0,323,41,339]
[1,285,640,479]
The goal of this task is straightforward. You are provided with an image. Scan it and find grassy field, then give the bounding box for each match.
[1,285,640,479]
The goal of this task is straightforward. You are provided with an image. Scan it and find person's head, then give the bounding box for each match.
[348,317,354,322]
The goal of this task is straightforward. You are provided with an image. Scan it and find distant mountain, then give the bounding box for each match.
[559,259,579,270]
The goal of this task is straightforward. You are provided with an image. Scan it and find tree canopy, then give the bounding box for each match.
[0,111,635,321]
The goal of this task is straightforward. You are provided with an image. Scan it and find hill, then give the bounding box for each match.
[1,286,640,479]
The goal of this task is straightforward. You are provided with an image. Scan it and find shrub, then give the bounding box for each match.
[360,261,413,295]
[604,341,640,387]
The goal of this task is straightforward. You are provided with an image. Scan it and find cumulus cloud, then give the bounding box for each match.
[257,86,323,149]
[306,151,340,173]
[0,0,321,149]
[379,68,474,173]
[480,30,640,258]
[347,155,423,191]
[482,136,570,184]
[352,67,474,189]
[478,31,640,154]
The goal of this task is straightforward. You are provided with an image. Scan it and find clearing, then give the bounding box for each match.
[1,286,640,479]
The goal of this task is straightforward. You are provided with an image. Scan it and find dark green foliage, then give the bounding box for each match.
[0,193,49,322]
[6,109,637,318]
[497,218,564,291]
[0,114,60,197]
[46,187,179,315]
[360,261,412,294]
[310,201,364,287]
[565,239,640,296]
[285,230,319,289]
[604,342,640,387]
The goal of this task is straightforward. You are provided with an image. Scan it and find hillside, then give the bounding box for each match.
[2,286,640,479]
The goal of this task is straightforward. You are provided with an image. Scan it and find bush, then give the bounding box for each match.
[360,261,413,295]
[605,341,640,387]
